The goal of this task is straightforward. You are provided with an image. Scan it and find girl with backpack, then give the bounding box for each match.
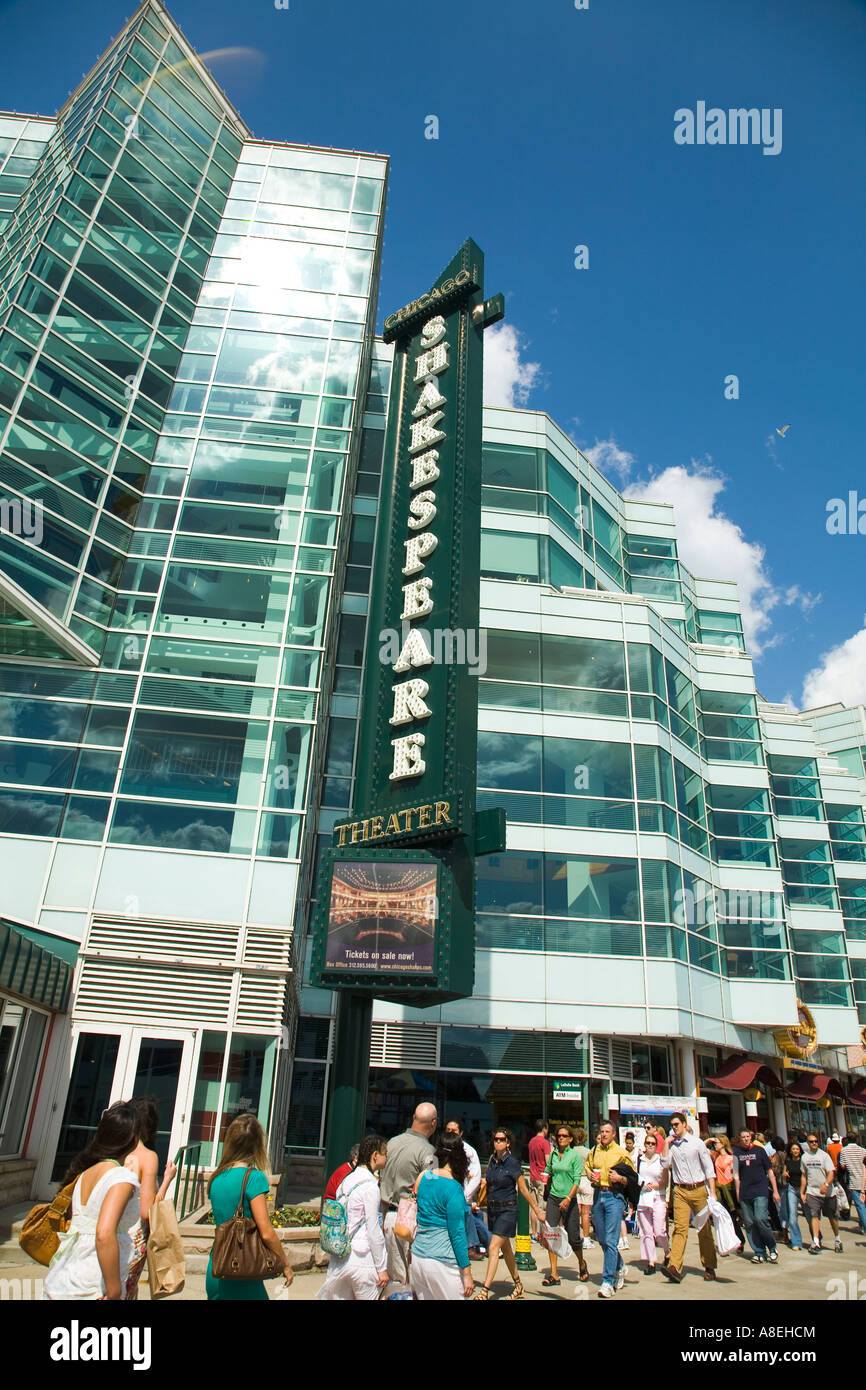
[317,1134,388,1300]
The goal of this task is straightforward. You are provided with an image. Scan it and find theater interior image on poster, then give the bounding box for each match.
[324,862,439,975]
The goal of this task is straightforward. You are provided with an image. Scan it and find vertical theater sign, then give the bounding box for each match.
[312,240,504,1013]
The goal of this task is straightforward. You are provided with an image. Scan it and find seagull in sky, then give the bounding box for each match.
[776,424,790,437]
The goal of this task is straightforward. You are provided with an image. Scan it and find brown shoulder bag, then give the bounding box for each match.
[19,1182,76,1266]
[211,1168,284,1281]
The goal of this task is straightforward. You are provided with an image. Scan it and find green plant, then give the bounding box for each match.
[272,1205,320,1229]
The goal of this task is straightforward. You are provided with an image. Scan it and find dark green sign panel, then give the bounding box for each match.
[311,844,476,1002]
[338,239,488,848]
[311,239,503,1003]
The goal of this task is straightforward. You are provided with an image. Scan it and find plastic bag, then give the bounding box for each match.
[539,1220,572,1259]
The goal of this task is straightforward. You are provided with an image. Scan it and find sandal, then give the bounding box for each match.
[578,1268,589,1282]
[473,1286,491,1300]
[541,1275,561,1286]
[505,1278,525,1300]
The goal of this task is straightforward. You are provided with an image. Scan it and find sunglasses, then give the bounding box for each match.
[644,1138,657,1145]
[493,1135,508,1142]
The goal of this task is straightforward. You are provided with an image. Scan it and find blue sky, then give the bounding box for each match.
[2,0,865,708]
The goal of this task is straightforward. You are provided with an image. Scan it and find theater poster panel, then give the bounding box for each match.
[324,860,438,975]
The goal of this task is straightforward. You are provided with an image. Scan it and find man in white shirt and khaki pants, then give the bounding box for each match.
[659,1111,718,1283]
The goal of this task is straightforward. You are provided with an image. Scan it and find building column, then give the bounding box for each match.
[676,1041,697,1100]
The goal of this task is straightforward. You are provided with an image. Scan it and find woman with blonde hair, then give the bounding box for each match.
[206,1114,293,1301]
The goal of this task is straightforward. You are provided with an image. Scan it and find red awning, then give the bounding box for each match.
[705,1056,783,1091]
[785,1072,846,1101]
[846,1078,866,1107]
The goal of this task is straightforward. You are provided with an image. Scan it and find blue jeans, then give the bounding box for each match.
[848,1187,866,1234]
[592,1191,626,1284]
[782,1186,803,1249]
[466,1209,491,1252]
[740,1194,777,1257]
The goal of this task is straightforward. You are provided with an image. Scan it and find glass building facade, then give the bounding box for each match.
[291,407,866,1152]
[0,3,863,1194]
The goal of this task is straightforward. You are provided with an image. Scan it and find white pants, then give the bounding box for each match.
[409,1253,465,1301]
[316,1250,382,1301]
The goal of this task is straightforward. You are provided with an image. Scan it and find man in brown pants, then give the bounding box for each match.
[658,1112,718,1282]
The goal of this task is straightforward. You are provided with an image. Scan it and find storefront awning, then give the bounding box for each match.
[0,918,72,1012]
[705,1056,782,1091]
[846,1078,866,1108]
[785,1072,846,1101]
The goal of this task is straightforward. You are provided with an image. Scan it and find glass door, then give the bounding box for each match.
[118,1029,198,1171]
[51,1026,198,1181]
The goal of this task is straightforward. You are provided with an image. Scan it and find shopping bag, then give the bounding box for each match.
[146,1197,185,1298]
[394,1195,417,1242]
[539,1221,572,1259]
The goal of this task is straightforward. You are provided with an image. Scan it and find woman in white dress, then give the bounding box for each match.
[44,1101,142,1301]
[317,1134,388,1300]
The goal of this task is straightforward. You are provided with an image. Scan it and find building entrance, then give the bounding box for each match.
[47,1025,198,1183]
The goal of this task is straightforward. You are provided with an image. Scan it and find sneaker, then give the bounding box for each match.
[582,1237,595,1250]
[614,1267,627,1291]
[598,1281,615,1298]
[808,1243,820,1255]
[834,1237,843,1253]
[617,1237,630,1251]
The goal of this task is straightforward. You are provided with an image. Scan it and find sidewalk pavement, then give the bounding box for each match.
[2,1223,864,1301]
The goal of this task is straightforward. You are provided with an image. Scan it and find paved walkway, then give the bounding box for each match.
[3,1222,864,1301]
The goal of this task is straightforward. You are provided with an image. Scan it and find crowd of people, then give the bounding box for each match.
[34,1094,866,1301]
[318,1107,866,1300]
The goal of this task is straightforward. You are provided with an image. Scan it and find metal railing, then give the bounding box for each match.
[172,1142,202,1222]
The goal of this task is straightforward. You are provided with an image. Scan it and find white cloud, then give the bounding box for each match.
[625,461,783,655]
[783,585,822,616]
[585,438,636,483]
[801,619,866,709]
[482,323,541,407]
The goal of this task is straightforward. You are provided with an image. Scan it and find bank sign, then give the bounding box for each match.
[312,239,504,1002]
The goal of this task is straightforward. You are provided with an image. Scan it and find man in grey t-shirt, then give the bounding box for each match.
[800,1132,841,1254]
[379,1102,437,1285]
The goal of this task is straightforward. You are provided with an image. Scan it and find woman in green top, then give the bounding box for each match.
[206,1114,293,1301]
[542,1125,589,1285]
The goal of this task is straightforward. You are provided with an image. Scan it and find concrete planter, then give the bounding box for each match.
[178,1207,326,1275]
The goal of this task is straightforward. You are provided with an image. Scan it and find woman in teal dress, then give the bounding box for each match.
[206,1114,293,1301]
